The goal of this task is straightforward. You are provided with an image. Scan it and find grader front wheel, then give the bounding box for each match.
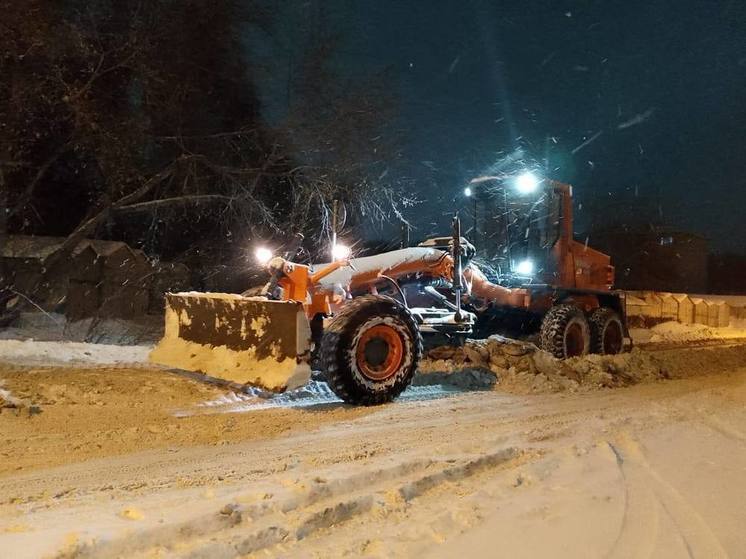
[320,295,422,405]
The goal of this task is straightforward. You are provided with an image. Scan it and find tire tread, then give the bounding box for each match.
[588,307,623,354]
[321,295,422,405]
[539,304,590,359]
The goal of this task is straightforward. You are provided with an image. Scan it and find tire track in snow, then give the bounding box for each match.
[606,433,728,559]
[57,447,531,559]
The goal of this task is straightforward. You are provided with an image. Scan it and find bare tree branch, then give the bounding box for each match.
[155,128,260,141]
[0,160,28,168]
[115,194,235,213]
[68,45,140,102]
[42,161,177,271]
[9,141,71,218]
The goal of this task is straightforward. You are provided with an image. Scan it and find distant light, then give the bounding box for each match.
[255,247,273,265]
[463,186,473,197]
[515,259,534,276]
[332,243,351,261]
[515,172,539,194]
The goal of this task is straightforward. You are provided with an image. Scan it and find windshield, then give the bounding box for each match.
[472,185,561,275]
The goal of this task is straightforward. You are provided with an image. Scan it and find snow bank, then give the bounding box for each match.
[0,312,161,345]
[630,321,746,344]
[0,339,151,367]
[419,332,746,395]
[417,336,666,394]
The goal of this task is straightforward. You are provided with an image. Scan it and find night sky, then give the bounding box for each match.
[258,1,746,252]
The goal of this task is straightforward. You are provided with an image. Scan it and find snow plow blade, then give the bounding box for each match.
[149,293,312,392]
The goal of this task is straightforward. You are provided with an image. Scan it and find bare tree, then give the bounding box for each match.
[1,0,416,302]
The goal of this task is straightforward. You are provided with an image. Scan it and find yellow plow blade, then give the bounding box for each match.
[149,293,312,391]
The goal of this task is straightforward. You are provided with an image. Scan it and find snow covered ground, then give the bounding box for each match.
[2,358,746,558]
[2,321,746,557]
[630,320,746,345]
[0,339,151,367]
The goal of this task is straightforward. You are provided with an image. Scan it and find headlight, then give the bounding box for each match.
[515,259,534,276]
[255,247,273,265]
[331,243,351,261]
[515,172,539,194]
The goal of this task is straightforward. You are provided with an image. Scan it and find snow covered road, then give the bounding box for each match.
[0,338,151,367]
[1,365,745,558]
[2,332,746,557]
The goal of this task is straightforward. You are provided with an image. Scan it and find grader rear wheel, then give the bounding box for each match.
[540,304,591,359]
[320,295,422,405]
[589,307,624,355]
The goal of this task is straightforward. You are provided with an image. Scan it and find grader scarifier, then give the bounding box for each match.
[151,179,630,405]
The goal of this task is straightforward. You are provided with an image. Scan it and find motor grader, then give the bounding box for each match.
[150,178,629,405]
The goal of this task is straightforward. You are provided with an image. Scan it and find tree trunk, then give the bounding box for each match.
[9,141,70,220]
[0,166,7,237]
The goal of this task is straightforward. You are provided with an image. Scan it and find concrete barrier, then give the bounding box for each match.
[660,293,678,321]
[715,301,730,328]
[691,298,709,325]
[623,291,738,328]
[675,294,695,324]
[733,306,746,320]
[625,294,648,318]
[706,300,721,327]
[639,291,664,319]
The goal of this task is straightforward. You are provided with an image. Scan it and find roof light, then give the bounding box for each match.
[515,172,539,194]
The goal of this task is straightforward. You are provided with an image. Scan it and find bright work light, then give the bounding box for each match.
[255,247,273,264]
[515,172,539,194]
[515,259,534,276]
[332,243,351,261]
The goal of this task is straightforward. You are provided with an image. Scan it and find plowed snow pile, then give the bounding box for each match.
[0,312,161,344]
[0,338,150,366]
[416,335,746,394]
[630,320,746,344]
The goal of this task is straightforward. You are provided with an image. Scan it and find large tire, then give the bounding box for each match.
[320,295,422,405]
[540,304,591,359]
[589,308,624,355]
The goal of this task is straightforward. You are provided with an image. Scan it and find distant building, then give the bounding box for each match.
[708,253,746,294]
[588,225,708,293]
